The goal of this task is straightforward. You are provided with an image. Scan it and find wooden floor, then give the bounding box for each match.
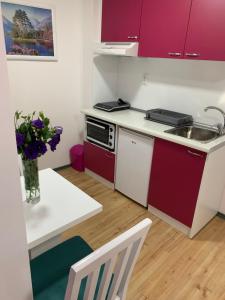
[58,167,225,300]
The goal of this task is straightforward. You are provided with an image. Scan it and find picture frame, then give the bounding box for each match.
[1,0,57,61]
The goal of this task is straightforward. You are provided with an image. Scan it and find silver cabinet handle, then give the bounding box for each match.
[86,121,106,130]
[168,52,182,57]
[128,36,138,39]
[120,127,154,140]
[188,150,204,158]
[185,53,200,57]
[105,153,113,159]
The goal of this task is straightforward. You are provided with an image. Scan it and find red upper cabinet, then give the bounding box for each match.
[139,0,192,58]
[101,0,143,42]
[184,0,225,61]
[148,139,206,227]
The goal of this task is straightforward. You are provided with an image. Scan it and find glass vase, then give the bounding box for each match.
[22,159,40,204]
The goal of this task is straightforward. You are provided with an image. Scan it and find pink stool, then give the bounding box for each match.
[70,144,84,172]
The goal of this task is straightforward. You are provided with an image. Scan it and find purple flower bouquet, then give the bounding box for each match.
[15,111,63,204]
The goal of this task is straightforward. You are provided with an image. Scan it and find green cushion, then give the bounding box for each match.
[34,275,68,300]
[31,236,113,300]
[30,236,93,298]
[33,265,112,300]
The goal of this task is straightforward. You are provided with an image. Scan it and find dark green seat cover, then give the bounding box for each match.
[30,236,112,300]
[30,236,93,300]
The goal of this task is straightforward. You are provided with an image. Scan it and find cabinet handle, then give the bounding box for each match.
[185,53,200,57]
[128,36,138,39]
[188,150,204,158]
[120,127,154,140]
[168,52,182,57]
[105,153,113,159]
[86,121,106,130]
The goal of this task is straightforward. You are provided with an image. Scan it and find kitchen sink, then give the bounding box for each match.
[165,125,221,143]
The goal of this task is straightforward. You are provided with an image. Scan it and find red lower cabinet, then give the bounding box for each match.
[148,139,206,227]
[84,141,115,183]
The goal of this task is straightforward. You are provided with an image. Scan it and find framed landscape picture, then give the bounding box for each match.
[1,1,57,61]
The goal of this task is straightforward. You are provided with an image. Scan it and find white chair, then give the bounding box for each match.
[65,218,151,300]
[31,218,152,300]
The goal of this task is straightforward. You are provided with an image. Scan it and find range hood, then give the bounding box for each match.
[95,42,139,57]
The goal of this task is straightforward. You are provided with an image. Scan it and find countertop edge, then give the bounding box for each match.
[81,109,225,154]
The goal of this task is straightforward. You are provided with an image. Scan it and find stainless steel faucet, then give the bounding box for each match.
[204,106,225,135]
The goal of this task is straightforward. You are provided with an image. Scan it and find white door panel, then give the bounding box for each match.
[116,128,154,207]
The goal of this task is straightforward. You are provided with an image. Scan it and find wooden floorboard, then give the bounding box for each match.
[58,167,225,300]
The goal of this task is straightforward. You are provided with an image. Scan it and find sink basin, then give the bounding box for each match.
[165,125,220,143]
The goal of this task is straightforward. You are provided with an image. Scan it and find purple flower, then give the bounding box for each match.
[24,141,47,160]
[24,142,39,160]
[32,119,44,129]
[48,134,61,152]
[37,141,47,155]
[54,126,63,135]
[16,132,25,147]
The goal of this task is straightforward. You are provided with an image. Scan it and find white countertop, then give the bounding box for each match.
[22,169,102,249]
[81,108,225,153]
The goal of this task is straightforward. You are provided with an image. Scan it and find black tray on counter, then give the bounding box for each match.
[145,109,193,127]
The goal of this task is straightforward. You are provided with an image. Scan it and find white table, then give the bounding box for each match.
[21,168,102,258]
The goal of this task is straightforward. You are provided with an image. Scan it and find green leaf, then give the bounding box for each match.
[15,111,20,120]
[39,111,45,120]
[46,131,53,140]
[26,131,32,143]
[19,123,27,133]
[44,118,50,126]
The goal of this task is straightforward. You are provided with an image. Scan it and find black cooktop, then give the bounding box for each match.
[94,99,130,112]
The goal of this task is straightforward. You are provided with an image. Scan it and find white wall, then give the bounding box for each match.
[7,0,84,169]
[117,57,225,125]
[82,0,118,108]
[6,0,118,170]
[0,9,32,300]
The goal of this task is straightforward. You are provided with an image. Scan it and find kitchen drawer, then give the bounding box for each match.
[84,141,115,183]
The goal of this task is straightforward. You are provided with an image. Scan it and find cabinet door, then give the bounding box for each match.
[84,141,115,183]
[148,139,206,227]
[185,0,225,61]
[139,0,192,58]
[101,0,143,42]
[115,128,154,207]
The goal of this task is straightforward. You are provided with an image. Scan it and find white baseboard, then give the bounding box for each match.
[148,205,191,237]
[85,169,115,190]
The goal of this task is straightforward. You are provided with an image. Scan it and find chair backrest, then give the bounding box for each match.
[64,218,152,300]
